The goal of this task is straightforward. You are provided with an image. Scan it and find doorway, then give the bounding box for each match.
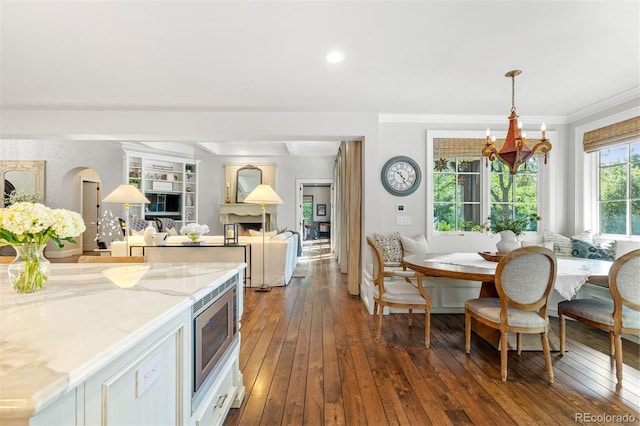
[296,179,333,245]
[82,180,100,251]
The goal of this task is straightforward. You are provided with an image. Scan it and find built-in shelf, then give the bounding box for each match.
[123,150,200,227]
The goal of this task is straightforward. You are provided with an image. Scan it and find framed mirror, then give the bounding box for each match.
[1,161,46,207]
[236,165,262,203]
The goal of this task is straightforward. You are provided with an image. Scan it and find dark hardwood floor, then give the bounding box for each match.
[226,239,640,426]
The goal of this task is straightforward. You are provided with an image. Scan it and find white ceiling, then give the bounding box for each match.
[1,0,638,156]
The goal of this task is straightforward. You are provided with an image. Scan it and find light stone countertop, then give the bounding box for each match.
[0,262,246,421]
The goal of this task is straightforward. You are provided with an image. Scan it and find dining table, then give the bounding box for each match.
[403,252,613,351]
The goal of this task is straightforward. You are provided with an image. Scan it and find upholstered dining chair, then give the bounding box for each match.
[77,256,145,263]
[366,236,432,348]
[558,249,640,384]
[465,246,557,382]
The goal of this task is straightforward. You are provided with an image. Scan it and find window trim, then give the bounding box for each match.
[575,108,638,236]
[426,130,553,244]
[596,142,638,237]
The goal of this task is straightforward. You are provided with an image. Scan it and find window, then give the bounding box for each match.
[432,137,541,233]
[583,116,640,237]
[489,159,539,232]
[302,195,313,223]
[597,142,640,236]
[433,157,481,231]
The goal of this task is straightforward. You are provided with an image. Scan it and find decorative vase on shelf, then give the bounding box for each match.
[496,230,520,254]
[188,234,200,242]
[7,243,50,293]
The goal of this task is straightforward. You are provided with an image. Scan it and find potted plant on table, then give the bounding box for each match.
[485,213,540,254]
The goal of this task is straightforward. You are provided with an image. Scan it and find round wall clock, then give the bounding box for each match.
[380,156,422,196]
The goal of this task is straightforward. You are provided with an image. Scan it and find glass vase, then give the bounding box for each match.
[7,243,50,293]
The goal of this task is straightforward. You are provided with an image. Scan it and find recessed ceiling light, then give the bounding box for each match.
[325,50,345,64]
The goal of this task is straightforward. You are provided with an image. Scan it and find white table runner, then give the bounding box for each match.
[426,253,592,300]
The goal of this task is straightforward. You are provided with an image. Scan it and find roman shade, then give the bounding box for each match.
[434,138,486,157]
[582,116,640,153]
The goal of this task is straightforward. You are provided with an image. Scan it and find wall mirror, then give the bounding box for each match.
[1,161,46,207]
[236,165,262,203]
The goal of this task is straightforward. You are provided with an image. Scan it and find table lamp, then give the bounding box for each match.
[244,184,283,292]
[102,184,150,256]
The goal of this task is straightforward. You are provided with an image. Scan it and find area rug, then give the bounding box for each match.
[291,261,308,278]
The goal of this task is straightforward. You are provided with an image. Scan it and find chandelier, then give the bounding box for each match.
[482,70,552,174]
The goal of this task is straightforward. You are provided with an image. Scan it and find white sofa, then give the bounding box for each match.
[110,232,299,287]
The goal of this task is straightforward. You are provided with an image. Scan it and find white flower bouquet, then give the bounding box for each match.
[0,202,86,247]
[180,223,210,241]
[0,202,86,293]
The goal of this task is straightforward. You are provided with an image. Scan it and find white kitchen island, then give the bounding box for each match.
[0,262,246,426]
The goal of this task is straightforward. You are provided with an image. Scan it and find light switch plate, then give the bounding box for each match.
[396,216,412,225]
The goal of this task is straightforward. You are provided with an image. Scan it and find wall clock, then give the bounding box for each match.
[380,156,422,196]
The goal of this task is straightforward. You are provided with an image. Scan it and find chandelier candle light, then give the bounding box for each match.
[482,70,552,174]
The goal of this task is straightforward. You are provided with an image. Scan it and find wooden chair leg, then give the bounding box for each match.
[377,304,384,341]
[516,333,522,355]
[424,309,430,349]
[501,331,509,381]
[465,311,471,353]
[559,313,566,355]
[610,331,615,356]
[614,332,623,384]
[541,331,554,383]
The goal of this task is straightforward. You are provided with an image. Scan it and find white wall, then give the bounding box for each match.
[1,110,372,239]
[375,117,569,253]
[0,140,123,209]
[1,141,337,236]
[2,99,638,262]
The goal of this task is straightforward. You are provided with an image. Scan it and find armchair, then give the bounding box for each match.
[367,236,432,348]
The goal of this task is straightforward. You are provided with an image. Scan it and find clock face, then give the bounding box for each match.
[381,156,422,196]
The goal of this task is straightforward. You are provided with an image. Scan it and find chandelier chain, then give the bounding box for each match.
[511,74,517,114]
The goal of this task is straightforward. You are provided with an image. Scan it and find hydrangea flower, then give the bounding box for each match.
[0,202,86,248]
[180,223,209,241]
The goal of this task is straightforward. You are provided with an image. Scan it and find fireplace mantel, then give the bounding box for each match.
[219,203,278,232]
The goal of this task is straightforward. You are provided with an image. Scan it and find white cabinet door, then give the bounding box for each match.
[30,390,77,426]
[84,320,187,426]
[102,332,179,425]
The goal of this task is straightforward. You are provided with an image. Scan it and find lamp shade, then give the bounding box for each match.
[103,184,150,204]
[243,184,283,205]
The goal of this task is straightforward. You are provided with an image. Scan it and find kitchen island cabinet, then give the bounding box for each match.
[0,262,245,425]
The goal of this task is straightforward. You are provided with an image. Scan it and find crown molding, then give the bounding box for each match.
[566,87,640,123]
[380,88,640,126]
[378,114,567,125]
